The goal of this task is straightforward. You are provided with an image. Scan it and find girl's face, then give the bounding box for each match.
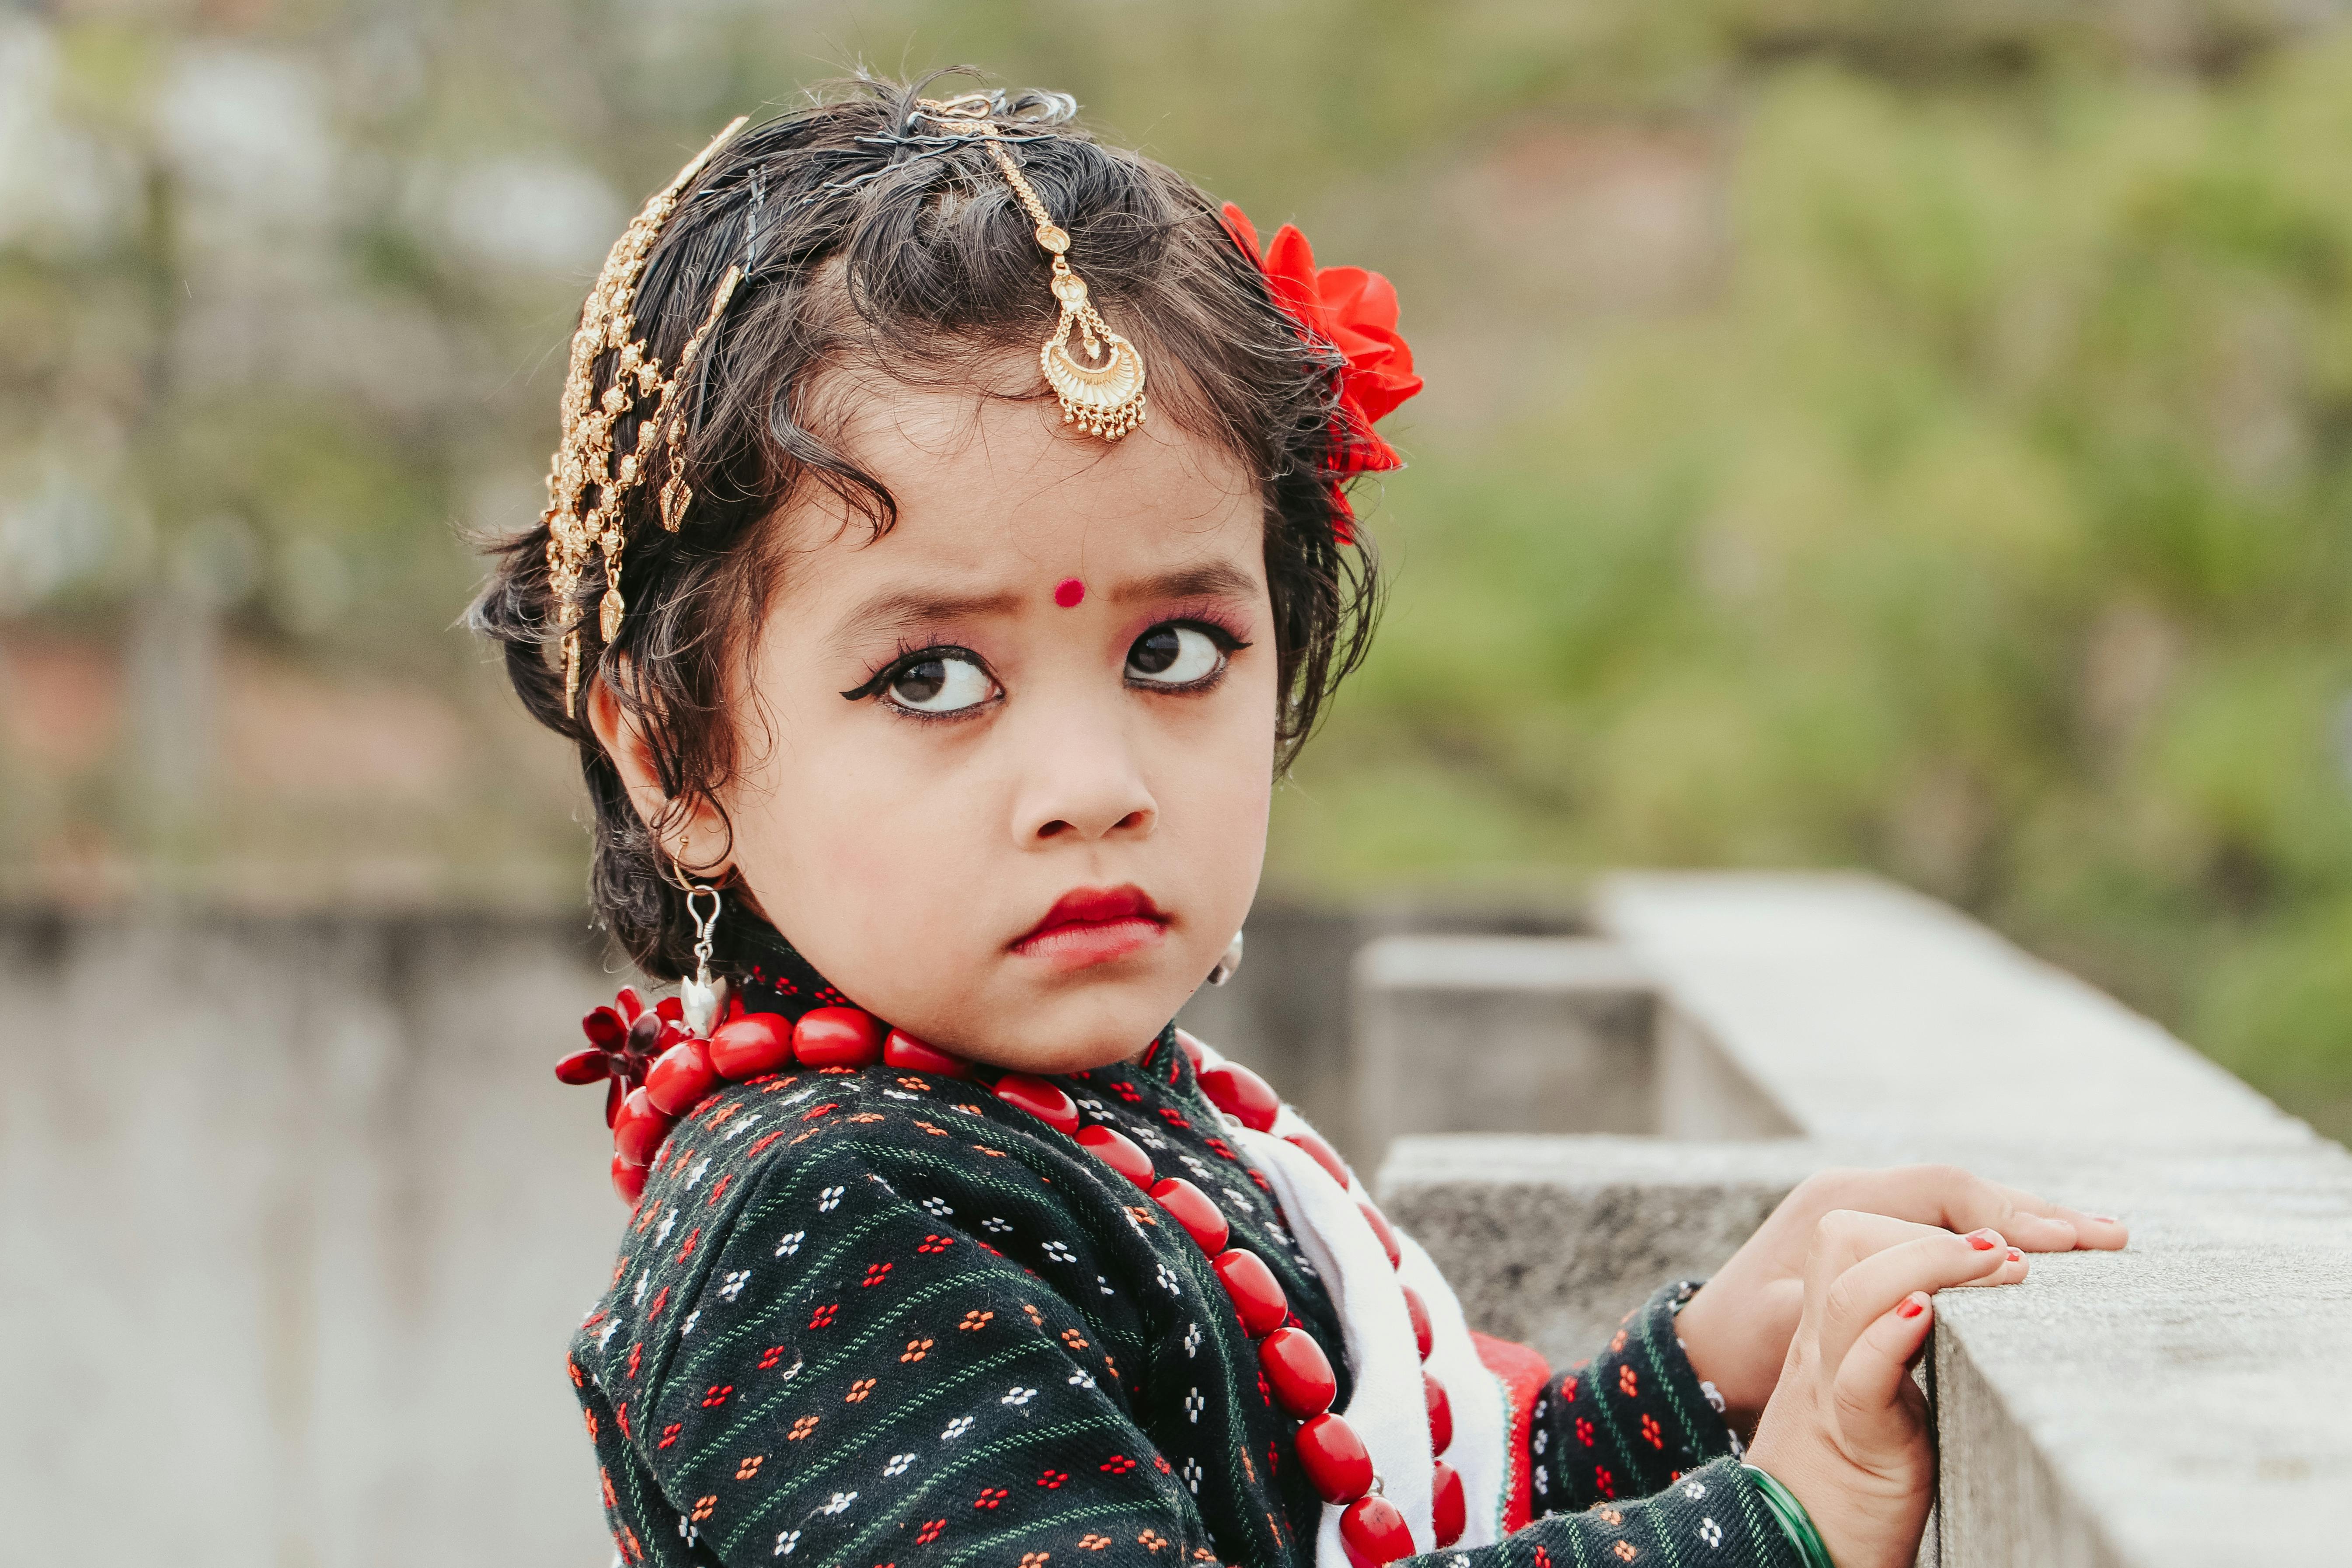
[602,375,1278,1073]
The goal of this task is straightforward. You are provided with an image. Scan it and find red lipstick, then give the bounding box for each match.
[1011,884,1169,971]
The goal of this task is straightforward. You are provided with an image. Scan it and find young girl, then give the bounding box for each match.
[475,79,2125,1568]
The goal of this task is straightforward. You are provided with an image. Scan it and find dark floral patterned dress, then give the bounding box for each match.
[567,923,1798,1568]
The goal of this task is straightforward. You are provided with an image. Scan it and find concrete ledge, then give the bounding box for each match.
[1352,937,1663,1153]
[1351,934,1799,1160]
[1383,1136,2352,1567]
[0,909,624,1565]
[1377,1135,1813,1358]
[1371,873,2352,1567]
[1596,873,2303,1153]
[1927,1141,2352,1567]
[1355,935,1653,994]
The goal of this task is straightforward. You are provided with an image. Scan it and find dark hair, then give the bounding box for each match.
[470,74,1384,978]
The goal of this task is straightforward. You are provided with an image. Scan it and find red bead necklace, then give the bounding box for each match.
[1175,1031,1465,1561]
[558,995,1456,1565]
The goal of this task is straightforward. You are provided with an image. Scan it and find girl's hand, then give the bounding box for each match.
[1674,1164,2125,1430]
[1744,1213,2018,1568]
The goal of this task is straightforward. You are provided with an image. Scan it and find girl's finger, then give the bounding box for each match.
[1989,1207,2079,1251]
[1829,1291,1935,1458]
[1957,1174,2130,1253]
[1817,1227,2012,1373]
[2031,1199,2128,1251]
[1915,1167,2080,1250]
[1806,1213,1957,1297]
[1859,1165,2125,1253]
[1799,1211,1954,1321]
[1941,1245,2029,1289]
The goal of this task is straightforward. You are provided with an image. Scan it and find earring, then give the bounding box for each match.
[679,883,730,1038]
[1206,930,1244,987]
[656,815,730,1035]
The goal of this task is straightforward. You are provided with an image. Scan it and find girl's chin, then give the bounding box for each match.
[936,951,1198,1073]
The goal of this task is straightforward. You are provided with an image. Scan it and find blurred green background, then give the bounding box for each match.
[4,0,2350,1141]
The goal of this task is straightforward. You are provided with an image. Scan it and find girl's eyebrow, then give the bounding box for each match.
[1108,562,1258,604]
[830,586,1024,648]
[827,563,1258,654]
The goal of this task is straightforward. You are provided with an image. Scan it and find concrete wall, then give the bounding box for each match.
[0,908,626,1567]
[14,875,2338,1566]
[0,896,1503,1566]
[1373,873,2352,1568]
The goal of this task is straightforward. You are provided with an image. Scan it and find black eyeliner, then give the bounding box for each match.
[840,643,983,702]
[1188,620,1251,653]
[1123,618,1250,693]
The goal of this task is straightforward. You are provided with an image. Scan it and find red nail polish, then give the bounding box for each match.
[1967,1230,2000,1250]
[1896,1297,1925,1319]
[2007,1248,2023,1262]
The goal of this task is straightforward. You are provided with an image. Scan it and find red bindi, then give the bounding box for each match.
[1052,577,1086,608]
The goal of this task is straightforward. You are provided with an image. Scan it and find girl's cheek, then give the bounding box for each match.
[801,765,947,889]
[821,739,1003,912]
[1166,690,1275,879]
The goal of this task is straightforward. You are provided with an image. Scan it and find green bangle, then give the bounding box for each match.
[1740,1464,1836,1568]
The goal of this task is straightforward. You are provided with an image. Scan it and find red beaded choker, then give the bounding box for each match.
[556,992,1460,1565]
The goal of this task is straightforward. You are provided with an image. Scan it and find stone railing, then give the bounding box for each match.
[7,876,2343,1565]
[1368,872,2352,1567]
[0,906,630,1566]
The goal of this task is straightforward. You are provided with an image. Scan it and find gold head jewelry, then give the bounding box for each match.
[915,95,1149,443]
[544,115,749,718]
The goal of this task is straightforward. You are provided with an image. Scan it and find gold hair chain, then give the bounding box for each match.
[544,116,749,718]
[915,95,1149,443]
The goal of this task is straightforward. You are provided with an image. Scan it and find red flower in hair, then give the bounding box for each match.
[1221,202,1422,530]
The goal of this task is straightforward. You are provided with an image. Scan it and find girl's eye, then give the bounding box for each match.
[885,652,997,714]
[1125,623,1228,687]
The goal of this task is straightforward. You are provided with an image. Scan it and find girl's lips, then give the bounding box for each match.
[1012,885,1170,971]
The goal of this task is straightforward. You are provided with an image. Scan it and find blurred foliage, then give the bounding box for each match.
[3,0,2350,1136]
[1279,27,2352,1141]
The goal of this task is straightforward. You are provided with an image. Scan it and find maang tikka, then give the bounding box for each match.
[913,94,1150,442]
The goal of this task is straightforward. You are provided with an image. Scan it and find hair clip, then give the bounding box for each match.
[543,116,749,717]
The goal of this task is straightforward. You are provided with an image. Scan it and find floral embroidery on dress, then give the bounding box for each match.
[568,944,1774,1568]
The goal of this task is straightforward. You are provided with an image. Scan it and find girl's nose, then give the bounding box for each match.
[1033,802,1152,842]
[1013,715,1157,845]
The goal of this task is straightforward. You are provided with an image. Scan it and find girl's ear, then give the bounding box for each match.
[585,669,732,879]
